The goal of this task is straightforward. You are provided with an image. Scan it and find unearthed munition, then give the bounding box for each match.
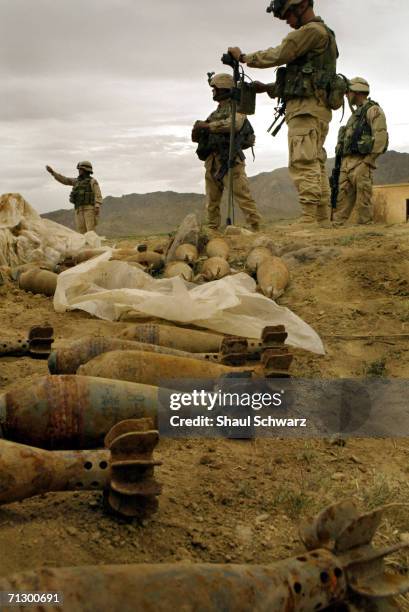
[206,237,229,259]
[174,243,198,264]
[0,325,54,359]
[201,257,231,281]
[120,324,225,352]
[1,501,408,611]
[163,261,193,281]
[256,256,290,299]
[0,418,161,518]
[126,251,164,271]
[72,248,108,265]
[246,246,273,275]
[18,268,58,296]
[49,335,235,374]
[110,248,139,260]
[0,375,162,449]
[78,350,256,385]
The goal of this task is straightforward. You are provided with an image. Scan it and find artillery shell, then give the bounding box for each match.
[0,375,161,449]
[18,268,58,297]
[48,335,219,374]
[73,248,109,265]
[78,350,254,386]
[174,243,198,264]
[127,251,164,270]
[201,257,230,281]
[206,237,230,259]
[163,261,193,281]
[120,324,224,353]
[246,247,273,275]
[256,256,289,299]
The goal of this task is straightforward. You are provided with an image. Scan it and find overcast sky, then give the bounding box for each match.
[0,0,408,213]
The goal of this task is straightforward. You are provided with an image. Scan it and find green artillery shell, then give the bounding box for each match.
[0,375,161,449]
[18,268,58,297]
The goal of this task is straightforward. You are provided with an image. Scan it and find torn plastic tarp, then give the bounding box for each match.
[0,193,101,268]
[54,251,325,354]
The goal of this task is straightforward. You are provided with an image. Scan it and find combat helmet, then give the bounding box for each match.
[348,77,370,94]
[209,73,234,89]
[77,161,93,173]
[267,0,311,19]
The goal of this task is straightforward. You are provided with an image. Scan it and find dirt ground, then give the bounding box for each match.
[1,221,409,605]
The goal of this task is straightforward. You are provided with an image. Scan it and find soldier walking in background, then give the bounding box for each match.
[227,0,343,227]
[192,73,261,232]
[333,78,389,226]
[46,161,102,234]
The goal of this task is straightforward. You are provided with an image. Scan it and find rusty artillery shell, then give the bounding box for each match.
[120,324,225,352]
[256,256,290,299]
[246,246,272,275]
[72,248,109,265]
[0,551,347,611]
[201,257,231,281]
[0,418,161,518]
[77,350,255,386]
[2,501,408,610]
[0,375,162,449]
[18,268,58,297]
[163,261,193,281]
[174,243,198,264]
[206,237,230,259]
[126,251,164,271]
[48,335,223,374]
[110,248,139,260]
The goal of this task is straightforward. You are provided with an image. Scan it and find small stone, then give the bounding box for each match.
[66,526,78,536]
[331,472,345,481]
[255,513,270,524]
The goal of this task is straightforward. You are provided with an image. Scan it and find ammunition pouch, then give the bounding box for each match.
[69,178,95,209]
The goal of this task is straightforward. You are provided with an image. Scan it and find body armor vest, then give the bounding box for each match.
[274,21,341,107]
[340,99,387,156]
[69,177,95,208]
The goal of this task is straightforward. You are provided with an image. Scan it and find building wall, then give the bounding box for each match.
[373,184,409,224]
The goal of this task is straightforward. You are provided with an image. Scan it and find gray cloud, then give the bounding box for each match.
[0,0,408,213]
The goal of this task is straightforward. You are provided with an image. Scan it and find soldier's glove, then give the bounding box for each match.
[195,121,210,130]
[227,47,243,62]
[95,206,100,217]
[46,165,54,175]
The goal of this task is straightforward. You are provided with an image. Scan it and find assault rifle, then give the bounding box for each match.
[267,100,286,137]
[329,148,343,221]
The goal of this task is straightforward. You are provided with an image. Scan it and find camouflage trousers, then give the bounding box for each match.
[333,159,373,225]
[205,154,261,229]
[75,205,98,234]
[287,114,331,223]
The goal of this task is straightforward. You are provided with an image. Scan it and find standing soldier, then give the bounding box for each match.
[46,161,102,234]
[333,78,388,226]
[192,73,261,232]
[227,0,343,226]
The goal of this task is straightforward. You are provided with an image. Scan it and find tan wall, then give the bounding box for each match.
[373,184,409,224]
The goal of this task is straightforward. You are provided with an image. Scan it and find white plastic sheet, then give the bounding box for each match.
[54,251,325,355]
[0,193,101,267]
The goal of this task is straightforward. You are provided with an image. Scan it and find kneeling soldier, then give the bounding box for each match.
[192,73,261,232]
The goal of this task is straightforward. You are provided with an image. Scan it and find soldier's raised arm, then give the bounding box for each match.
[45,165,76,186]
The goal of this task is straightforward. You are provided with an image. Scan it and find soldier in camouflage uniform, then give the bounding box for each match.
[228,0,341,226]
[46,161,102,234]
[192,73,261,232]
[333,78,388,226]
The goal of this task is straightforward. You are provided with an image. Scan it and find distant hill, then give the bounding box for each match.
[43,150,409,237]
